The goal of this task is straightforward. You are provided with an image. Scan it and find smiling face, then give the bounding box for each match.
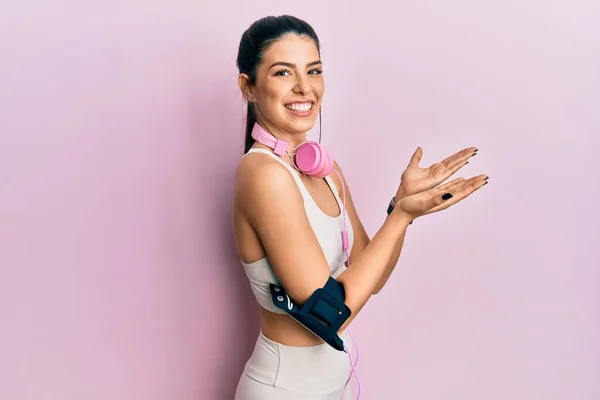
[239,33,324,140]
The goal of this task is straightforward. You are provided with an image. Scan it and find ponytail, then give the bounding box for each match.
[243,102,257,154]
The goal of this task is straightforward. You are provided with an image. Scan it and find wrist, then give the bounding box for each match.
[395,185,409,200]
[386,195,414,225]
[388,207,413,227]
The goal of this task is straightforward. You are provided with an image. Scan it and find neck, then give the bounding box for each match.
[255,117,307,151]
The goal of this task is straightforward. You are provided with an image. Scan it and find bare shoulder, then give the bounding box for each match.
[233,152,302,222]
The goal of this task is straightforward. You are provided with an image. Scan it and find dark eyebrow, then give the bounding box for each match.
[268,60,322,70]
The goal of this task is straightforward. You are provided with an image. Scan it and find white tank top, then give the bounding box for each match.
[240,148,355,314]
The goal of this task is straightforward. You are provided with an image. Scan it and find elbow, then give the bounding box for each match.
[337,275,377,315]
[372,281,385,295]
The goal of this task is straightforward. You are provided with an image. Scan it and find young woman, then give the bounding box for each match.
[231,15,488,400]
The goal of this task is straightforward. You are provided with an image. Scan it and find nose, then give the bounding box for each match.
[292,74,312,96]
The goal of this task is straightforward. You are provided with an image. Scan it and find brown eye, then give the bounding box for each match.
[274,69,291,76]
[308,69,323,75]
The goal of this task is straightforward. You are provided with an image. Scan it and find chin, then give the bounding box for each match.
[283,116,317,134]
[293,120,316,133]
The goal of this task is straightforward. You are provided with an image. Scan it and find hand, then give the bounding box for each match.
[394,174,489,221]
[395,146,478,199]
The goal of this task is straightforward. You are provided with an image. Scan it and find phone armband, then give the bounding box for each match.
[269,277,351,352]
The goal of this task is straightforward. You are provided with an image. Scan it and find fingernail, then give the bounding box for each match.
[442,193,453,200]
[484,176,489,180]
[483,181,488,185]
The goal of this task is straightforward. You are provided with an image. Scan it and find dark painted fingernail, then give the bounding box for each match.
[442,193,453,200]
[483,181,488,185]
[484,176,489,180]
[472,152,477,156]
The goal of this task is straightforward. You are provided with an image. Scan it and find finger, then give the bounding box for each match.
[422,188,455,210]
[439,146,477,166]
[445,174,488,200]
[431,147,475,177]
[407,147,423,168]
[427,175,487,213]
[437,177,465,191]
[441,149,476,169]
[428,156,469,183]
[443,156,471,176]
[427,175,488,213]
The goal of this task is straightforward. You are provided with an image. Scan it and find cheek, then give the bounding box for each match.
[261,94,283,117]
[259,84,288,113]
[267,82,290,102]
[313,80,325,100]
[319,78,325,92]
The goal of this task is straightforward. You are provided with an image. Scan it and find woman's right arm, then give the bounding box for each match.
[236,157,412,328]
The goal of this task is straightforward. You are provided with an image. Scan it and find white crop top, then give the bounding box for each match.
[240,148,355,314]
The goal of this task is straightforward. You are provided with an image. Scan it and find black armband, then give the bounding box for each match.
[270,277,351,352]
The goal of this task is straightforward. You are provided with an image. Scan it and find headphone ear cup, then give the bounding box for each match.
[296,141,334,177]
[315,146,333,178]
[296,142,319,175]
[323,147,334,176]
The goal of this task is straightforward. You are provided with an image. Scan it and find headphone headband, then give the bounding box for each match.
[251,123,289,156]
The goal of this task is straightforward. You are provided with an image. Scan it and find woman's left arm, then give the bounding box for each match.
[331,162,405,294]
[332,145,478,293]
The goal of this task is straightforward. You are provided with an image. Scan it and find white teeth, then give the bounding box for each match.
[286,103,312,112]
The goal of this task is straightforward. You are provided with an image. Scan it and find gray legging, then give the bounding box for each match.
[235,330,356,399]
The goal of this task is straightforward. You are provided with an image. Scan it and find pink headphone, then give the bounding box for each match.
[251,122,361,399]
[251,122,334,178]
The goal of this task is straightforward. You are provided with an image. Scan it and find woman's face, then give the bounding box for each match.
[243,33,324,137]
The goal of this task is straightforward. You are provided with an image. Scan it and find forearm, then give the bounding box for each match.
[373,231,407,294]
[336,210,411,327]
[372,191,411,293]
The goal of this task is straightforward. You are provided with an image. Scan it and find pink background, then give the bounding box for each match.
[1,1,599,399]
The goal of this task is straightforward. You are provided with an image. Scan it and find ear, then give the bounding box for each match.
[238,73,255,103]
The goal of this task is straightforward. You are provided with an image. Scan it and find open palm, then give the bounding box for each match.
[398,146,478,197]
[395,173,489,220]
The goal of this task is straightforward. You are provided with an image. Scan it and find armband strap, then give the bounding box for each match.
[269,277,351,352]
[386,196,396,215]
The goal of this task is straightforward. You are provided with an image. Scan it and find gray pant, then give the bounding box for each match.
[235,330,356,399]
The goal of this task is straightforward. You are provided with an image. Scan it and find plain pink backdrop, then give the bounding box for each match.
[1,1,599,399]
